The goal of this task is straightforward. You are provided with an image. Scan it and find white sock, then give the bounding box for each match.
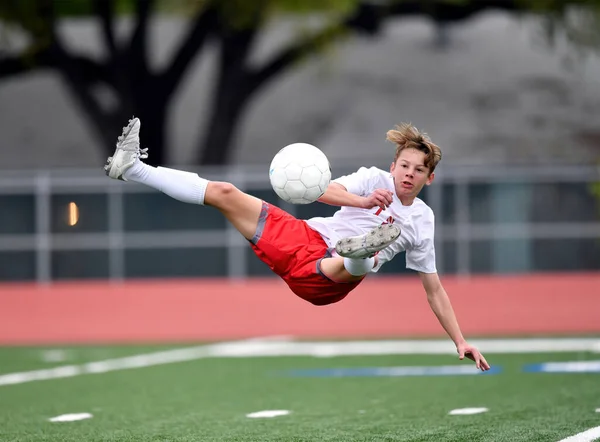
[343,257,375,276]
[123,161,208,205]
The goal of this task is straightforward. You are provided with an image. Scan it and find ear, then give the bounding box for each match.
[390,161,396,173]
[426,172,435,186]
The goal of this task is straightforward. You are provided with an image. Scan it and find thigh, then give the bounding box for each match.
[286,258,363,306]
[204,182,263,240]
[249,203,312,274]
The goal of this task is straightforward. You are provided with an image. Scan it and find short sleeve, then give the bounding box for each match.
[332,167,379,196]
[405,209,437,274]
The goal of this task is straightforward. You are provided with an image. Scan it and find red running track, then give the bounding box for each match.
[0,273,599,344]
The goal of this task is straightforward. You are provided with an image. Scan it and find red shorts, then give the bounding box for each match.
[249,202,363,306]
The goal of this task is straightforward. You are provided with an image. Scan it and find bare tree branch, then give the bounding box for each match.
[247,0,526,96]
[219,26,259,86]
[93,0,118,61]
[0,54,40,79]
[247,22,347,96]
[129,0,154,73]
[54,32,111,106]
[0,49,111,83]
[385,0,524,22]
[159,5,217,98]
[52,43,119,151]
[36,0,56,39]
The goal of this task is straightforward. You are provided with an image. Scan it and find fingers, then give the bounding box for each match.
[479,355,491,371]
[470,350,490,371]
[473,353,481,370]
[472,350,490,371]
[383,190,393,205]
[366,189,395,210]
[373,189,394,210]
[375,194,387,210]
[380,189,393,205]
[459,345,491,371]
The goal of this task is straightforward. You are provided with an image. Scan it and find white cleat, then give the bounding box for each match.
[335,224,401,259]
[104,117,148,181]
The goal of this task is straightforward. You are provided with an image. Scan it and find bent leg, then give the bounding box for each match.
[319,256,377,283]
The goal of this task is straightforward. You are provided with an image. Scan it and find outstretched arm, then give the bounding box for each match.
[319,183,393,210]
[419,272,491,371]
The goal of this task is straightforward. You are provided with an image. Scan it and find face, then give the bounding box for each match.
[390,148,435,203]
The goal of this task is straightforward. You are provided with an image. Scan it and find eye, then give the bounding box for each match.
[402,164,408,168]
[416,168,424,173]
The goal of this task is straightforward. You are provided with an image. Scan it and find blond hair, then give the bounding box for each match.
[386,123,442,174]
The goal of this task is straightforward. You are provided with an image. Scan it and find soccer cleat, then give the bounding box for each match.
[335,224,401,259]
[104,117,148,181]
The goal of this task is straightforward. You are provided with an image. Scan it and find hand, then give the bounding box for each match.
[457,342,491,371]
[361,189,394,211]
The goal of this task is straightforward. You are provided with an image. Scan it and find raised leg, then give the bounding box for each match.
[204,182,262,240]
[104,117,263,240]
[319,256,378,282]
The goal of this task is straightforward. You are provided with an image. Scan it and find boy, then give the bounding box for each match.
[105,118,490,371]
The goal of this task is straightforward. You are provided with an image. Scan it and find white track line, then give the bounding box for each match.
[1,338,599,387]
[556,426,600,442]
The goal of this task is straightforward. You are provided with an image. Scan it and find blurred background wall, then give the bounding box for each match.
[0,1,599,284]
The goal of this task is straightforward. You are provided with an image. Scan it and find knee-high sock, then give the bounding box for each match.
[343,256,375,276]
[123,161,208,205]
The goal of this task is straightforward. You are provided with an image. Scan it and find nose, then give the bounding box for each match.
[405,170,414,178]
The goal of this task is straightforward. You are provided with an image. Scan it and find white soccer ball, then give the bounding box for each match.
[269,143,331,204]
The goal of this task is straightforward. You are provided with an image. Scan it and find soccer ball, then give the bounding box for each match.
[269,143,331,204]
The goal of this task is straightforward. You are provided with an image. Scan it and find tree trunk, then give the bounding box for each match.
[132,102,167,167]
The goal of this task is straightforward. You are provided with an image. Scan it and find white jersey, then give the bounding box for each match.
[305,166,437,274]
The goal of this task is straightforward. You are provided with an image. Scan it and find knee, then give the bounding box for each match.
[204,181,239,209]
[210,181,237,197]
[206,181,239,206]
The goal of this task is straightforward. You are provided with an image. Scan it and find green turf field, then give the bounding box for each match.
[0,339,599,442]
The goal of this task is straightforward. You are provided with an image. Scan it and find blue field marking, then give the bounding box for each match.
[285,365,501,378]
[524,361,600,374]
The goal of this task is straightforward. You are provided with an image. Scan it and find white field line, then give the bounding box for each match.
[537,361,600,373]
[0,337,599,387]
[48,413,93,422]
[246,410,291,418]
[556,426,600,442]
[448,407,489,415]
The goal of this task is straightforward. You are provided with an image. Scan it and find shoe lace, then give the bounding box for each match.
[139,147,148,159]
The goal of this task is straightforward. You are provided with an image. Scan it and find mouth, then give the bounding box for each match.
[400,181,414,189]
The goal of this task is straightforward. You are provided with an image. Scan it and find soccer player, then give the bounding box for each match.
[105,118,490,371]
